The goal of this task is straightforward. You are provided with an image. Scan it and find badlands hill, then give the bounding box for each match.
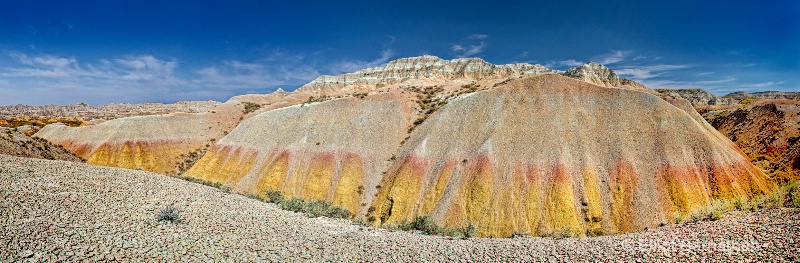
[655,89,738,105]
[0,127,83,162]
[706,99,800,184]
[33,56,612,175]
[34,55,774,237]
[658,88,800,184]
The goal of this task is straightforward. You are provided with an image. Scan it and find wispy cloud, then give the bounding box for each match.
[615,64,691,79]
[0,50,324,105]
[544,59,584,68]
[114,55,178,81]
[452,34,488,58]
[195,56,320,91]
[468,34,488,40]
[750,81,785,88]
[328,49,394,74]
[591,50,630,65]
[638,77,737,89]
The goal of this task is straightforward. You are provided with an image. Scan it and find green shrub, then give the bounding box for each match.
[156,204,182,223]
[460,221,477,239]
[40,152,55,160]
[242,102,262,114]
[409,215,442,235]
[265,189,284,203]
[539,227,574,239]
[585,228,603,237]
[266,191,351,219]
[673,211,686,224]
[687,199,731,222]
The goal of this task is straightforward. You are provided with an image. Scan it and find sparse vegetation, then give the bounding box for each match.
[242,102,262,114]
[172,175,222,188]
[171,145,210,175]
[264,189,284,203]
[492,78,513,87]
[387,215,477,238]
[305,95,331,104]
[264,189,351,219]
[673,181,800,224]
[405,86,448,134]
[156,204,182,223]
[537,227,575,239]
[40,152,55,160]
[740,97,756,105]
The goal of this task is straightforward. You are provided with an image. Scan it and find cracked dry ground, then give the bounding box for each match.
[1,154,798,262]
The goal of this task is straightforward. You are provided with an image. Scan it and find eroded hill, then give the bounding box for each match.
[31,55,775,237]
[0,127,83,162]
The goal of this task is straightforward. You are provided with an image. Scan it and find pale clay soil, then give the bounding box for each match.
[1,154,798,262]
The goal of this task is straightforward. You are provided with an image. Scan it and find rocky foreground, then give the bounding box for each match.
[1,155,798,262]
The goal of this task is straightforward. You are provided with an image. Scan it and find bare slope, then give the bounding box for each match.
[0,127,83,162]
[186,91,418,215]
[2,154,798,262]
[368,75,771,237]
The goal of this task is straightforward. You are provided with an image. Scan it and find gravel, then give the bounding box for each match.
[1,154,798,262]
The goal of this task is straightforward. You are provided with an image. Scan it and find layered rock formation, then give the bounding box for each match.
[186,91,418,214]
[298,55,560,94]
[185,73,771,237]
[563,62,651,92]
[34,102,244,174]
[707,100,800,183]
[31,55,774,237]
[656,89,738,105]
[30,56,643,175]
[724,91,800,100]
[367,75,771,237]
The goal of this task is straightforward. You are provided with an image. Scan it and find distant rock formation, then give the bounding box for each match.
[707,100,800,183]
[656,89,738,105]
[723,91,800,100]
[298,55,560,93]
[563,62,651,92]
[0,101,220,120]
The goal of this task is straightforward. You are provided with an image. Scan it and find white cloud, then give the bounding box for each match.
[452,43,486,58]
[0,52,187,104]
[640,77,737,89]
[468,34,488,40]
[592,50,630,65]
[196,50,321,91]
[452,34,488,58]
[615,64,690,79]
[114,55,178,81]
[544,59,584,68]
[750,81,785,88]
[329,49,395,74]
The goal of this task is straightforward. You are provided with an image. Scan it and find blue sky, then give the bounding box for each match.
[0,0,798,105]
